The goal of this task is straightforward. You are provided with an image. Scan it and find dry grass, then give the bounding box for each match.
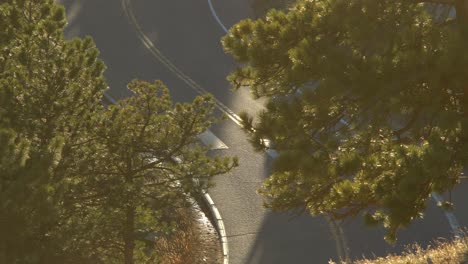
[154,206,221,264]
[329,236,468,264]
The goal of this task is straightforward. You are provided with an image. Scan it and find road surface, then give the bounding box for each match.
[59,0,466,263]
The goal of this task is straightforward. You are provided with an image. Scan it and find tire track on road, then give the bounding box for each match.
[208,0,229,33]
[121,0,243,127]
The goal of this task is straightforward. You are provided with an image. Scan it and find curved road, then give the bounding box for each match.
[60,0,465,263]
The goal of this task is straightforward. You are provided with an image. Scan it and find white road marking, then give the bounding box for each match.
[58,0,83,25]
[431,193,462,237]
[339,119,349,126]
[266,149,279,159]
[198,130,229,150]
[207,0,229,33]
[103,92,118,105]
[122,0,244,128]
[202,190,230,264]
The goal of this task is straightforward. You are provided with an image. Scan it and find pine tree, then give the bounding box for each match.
[67,80,237,263]
[0,0,106,261]
[1,1,236,262]
[223,0,468,241]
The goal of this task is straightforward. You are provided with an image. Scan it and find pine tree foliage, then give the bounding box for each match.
[0,0,107,262]
[0,1,237,263]
[223,0,468,241]
[67,80,237,263]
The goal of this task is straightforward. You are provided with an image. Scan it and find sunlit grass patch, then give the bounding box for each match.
[153,205,222,264]
[330,235,467,264]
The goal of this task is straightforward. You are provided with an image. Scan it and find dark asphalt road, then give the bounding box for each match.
[59,0,466,263]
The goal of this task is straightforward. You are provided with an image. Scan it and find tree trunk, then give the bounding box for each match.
[123,205,135,264]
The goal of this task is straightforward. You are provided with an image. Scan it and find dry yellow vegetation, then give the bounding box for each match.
[329,236,467,264]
